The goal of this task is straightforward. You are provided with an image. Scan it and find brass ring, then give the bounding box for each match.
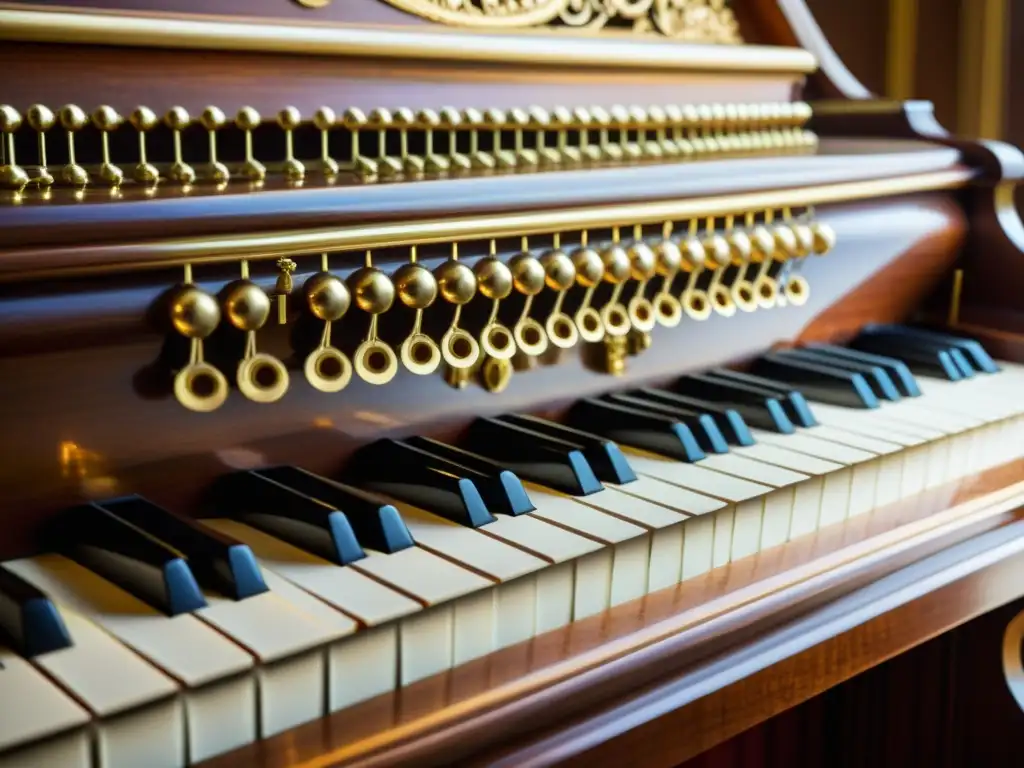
[304,346,353,393]
[731,280,758,313]
[574,307,605,343]
[545,311,579,350]
[400,332,441,375]
[753,277,779,309]
[784,275,810,306]
[441,327,481,370]
[514,317,549,356]
[683,289,712,321]
[709,284,736,317]
[600,303,631,337]
[654,294,683,328]
[237,353,290,404]
[354,339,399,385]
[626,296,657,332]
[174,361,228,413]
[481,322,516,361]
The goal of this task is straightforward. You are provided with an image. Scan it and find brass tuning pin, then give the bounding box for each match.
[92,106,124,187]
[417,109,449,174]
[681,105,705,154]
[462,108,495,170]
[508,238,549,357]
[728,213,758,313]
[129,107,160,185]
[343,108,376,177]
[598,228,632,337]
[434,243,480,369]
[394,107,425,175]
[541,235,579,349]
[649,105,678,157]
[609,105,634,160]
[438,107,471,171]
[701,217,735,317]
[165,107,197,185]
[394,245,442,375]
[59,104,90,187]
[530,107,560,166]
[278,106,306,183]
[571,232,606,343]
[273,257,297,324]
[551,107,582,164]
[0,105,28,191]
[236,107,267,182]
[748,213,779,309]
[652,221,684,327]
[313,107,341,176]
[303,254,353,393]
[169,265,228,413]
[779,207,815,307]
[222,262,290,403]
[200,106,231,184]
[630,105,657,158]
[508,108,538,167]
[350,250,399,385]
[368,108,403,177]
[626,225,658,333]
[576,107,602,163]
[485,108,516,169]
[810,209,837,255]
[678,219,711,321]
[474,241,517,361]
[25,105,55,188]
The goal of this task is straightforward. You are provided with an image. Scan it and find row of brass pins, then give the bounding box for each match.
[163,208,837,411]
[0,101,816,190]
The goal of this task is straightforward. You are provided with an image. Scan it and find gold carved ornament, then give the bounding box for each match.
[295,0,743,44]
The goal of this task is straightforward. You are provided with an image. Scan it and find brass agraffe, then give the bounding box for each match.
[0,100,815,192]
[162,207,836,410]
[371,0,742,44]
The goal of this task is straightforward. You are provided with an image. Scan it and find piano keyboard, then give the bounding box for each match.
[3,326,1023,768]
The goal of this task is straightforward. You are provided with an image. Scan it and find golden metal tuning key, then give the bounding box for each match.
[165,107,196,185]
[25,104,55,188]
[439,107,471,171]
[59,104,90,187]
[278,106,306,183]
[508,237,549,356]
[303,254,353,393]
[169,264,229,413]
[599,227,632,336]
[625,224,658,332]
[729,213,759,313]
[474,241,517,361]
[394,245,442,375]
[652,221,684,327]
[200,106,231,184]
[273,257,297,324]
[679,219,711,321]
[92,106,124,187]
[434,243,480,369]
[313,106,341,176]
[0,105,28,191]
[541,235,579,349]
[417,109,449,174]
[129,106,160,184]
[223,261,290,403]
[236,107,267,182]
[369,108,403,177]
[571,232,606,343]
[350,250,399,384]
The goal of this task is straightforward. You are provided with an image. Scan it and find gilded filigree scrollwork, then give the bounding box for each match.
[295,0,743,44]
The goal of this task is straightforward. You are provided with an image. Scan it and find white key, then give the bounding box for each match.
[349,546,493,685]
[22,599,184,768]
[0,645,90,768]
[5,555,256,763]
[393,502,547,657]
[202,519,416,709]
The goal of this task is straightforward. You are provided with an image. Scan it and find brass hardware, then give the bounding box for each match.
[552,107,581,164]
[303,255,353,393]
[394,107,425,175]
[129,106,160,184]
[25,104,54,188]
[442,363,474,390]
[273,257,298,324]
[0,105,28,191]
[236,107,267,182]
[571,233,606,343]
[541,235,579,349]
[701,217,735,317]
[58,104,89,187]
[599,227,632,337]
[434,243,480,369]
[169,268,228,413]
[92,106,124,187]
[598,335,629,376]
[200,106,231,184]
[313,107,340,176]
[730,212,759,313]
[369,108,403,177]
[811,220,837,255]
[509,108,538,167]
[778,207,812,308]
[626,329,653,356]
[395,245,442,375]
[480,356,513,394]
[278,106,306,182]
[652,222,683,328]
[164,107,196,185]
[531,107,561,166]
[679,219,711,321]
[223,262,290,403]
[509,239,549,356]
[463,108,495,170]
[350,251,399,384]
[418,108,449,174]
[625,224,657,333]
[948,268,963,326]
[475,241,516,361]
[439,107,472,171]
[485,108,516,169]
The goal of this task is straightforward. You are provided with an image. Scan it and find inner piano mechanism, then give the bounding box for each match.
[0,101,815,195]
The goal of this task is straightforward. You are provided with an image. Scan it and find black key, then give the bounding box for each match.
[499,414,637,484]
[632,388,755,446]
[459,418,603,496]
[47,503,207,616]
[210,472,367,564]
[99,496,268,600]
[898,324,1000,373]
[564,398,705,463]
[606,392,729,454]
[401,436,535,517]
[703,369,818,428]
[0,565,73,657]
[803,343,922,397]
[256,467,414,553]
[848,333,963,381]
[771,348,901,401]
[750,353,880,408]
[669,373,796,433]
[949,348,977,378]
[346,439,495,527]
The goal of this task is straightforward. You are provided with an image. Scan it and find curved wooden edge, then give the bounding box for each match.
[196,460,1024,768]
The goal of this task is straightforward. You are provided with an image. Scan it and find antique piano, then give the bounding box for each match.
[2,0,1024,766]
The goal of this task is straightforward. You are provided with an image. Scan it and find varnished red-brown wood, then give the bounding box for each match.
[194,460,1024,768]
